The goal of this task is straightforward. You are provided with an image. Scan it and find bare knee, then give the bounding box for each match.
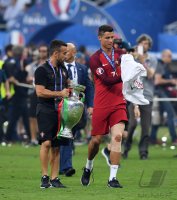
[114,134,122,142]
[42,140,51,149]
[91,136,102,146]
[111,134,122,153]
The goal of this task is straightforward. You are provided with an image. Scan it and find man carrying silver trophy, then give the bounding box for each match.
[35,40,70,189]
[35,40,93,187]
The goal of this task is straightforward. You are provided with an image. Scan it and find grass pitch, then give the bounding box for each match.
[0,128,177,200]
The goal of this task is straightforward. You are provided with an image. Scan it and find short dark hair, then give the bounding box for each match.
[5,44,13,54]
[98,25,114,36]
[136,34,153,48]
[49,40,67,56]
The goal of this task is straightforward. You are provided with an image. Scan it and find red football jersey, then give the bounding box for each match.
[90,48,126,108]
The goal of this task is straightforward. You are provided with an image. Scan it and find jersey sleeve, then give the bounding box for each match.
[34,67,48,87]
[90,54,121,86]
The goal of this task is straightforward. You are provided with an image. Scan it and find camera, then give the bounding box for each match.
[113,39,135,52]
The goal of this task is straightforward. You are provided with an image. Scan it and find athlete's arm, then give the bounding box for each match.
[90,56,121,86]
[34,67,69,98]
[35,85,69,98]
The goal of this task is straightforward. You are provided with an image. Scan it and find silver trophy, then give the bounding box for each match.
[58,0,70,20]
[58,83,86,139]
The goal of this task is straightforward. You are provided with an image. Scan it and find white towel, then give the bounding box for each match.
[121,54,149,105]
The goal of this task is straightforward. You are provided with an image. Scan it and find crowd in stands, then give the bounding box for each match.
[0,0,37,29]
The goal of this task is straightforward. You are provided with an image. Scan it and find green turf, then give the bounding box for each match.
[0,128,177,200]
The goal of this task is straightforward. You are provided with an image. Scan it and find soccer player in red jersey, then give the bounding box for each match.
[81,25,128,188]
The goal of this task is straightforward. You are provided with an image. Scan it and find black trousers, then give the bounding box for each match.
[0,104,7,141]
[124,102,152,156]
[5,98,30,142]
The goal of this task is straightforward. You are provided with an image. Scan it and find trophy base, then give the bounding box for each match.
[60,13,69,20]
[59,128,74,139]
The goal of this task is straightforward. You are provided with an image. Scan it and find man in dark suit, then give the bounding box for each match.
[59,43,94,176]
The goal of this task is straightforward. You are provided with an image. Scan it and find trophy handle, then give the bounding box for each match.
[79,92,85,103]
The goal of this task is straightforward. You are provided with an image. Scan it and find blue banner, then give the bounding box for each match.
[9,0,126,52]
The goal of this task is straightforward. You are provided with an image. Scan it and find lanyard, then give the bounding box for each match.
[48,60,62,91]
[101,48,115,71]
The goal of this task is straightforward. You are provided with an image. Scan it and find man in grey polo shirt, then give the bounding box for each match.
[123,34,157,160]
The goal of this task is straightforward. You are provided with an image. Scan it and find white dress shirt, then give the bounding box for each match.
[64,61,78,84]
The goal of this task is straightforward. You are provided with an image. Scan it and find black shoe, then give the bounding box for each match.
[40,175,51,189]
[50,177,66,188]
[101,147,111,166]
[107,178,123,188]
[140,154,148,160]
[81,168,92,186]
[65,168,76,177]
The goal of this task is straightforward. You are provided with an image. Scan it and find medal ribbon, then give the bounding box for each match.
[48,60,62,91]
[101,48,116,71]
